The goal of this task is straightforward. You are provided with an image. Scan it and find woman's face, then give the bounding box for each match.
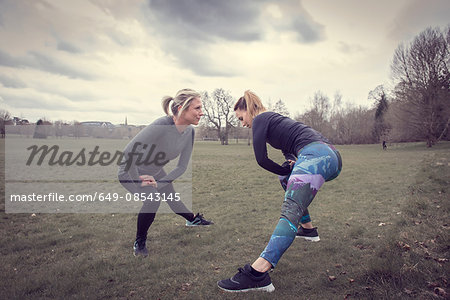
[235,109,252,128]
[179,97,203,125]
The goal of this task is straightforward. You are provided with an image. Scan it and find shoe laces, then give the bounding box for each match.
[195,213,206,223]
[235,266,251,279]
[135,239,146,249]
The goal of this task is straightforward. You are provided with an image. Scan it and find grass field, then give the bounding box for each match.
[0,139,449,299]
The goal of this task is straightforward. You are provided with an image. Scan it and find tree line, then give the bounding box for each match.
[198,26,449,147]
[2,26,448,146]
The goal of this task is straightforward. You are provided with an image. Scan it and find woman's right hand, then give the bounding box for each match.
[287,159,295,168]
[282,160,295,170]
[139,175,157,188]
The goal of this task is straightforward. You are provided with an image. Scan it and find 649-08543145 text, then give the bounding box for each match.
[9,192,182,202]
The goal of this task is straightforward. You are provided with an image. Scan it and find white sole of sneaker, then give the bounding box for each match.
[133,250,149,257]
[296,236,320,242]
[218,283,275,293]
[133,253,149,257]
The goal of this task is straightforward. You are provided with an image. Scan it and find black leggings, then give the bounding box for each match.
[119,169,194,241]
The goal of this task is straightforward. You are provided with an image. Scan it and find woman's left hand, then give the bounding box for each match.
[287,159,295,169]
[282,160,296,170]
[139,175,157,188]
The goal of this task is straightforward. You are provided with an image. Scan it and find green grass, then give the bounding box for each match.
[0,139,449,299]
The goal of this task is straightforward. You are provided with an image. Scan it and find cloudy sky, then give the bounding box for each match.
[0,0,449,125]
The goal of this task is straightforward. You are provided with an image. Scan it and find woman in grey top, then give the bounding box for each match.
[118,89,213,257]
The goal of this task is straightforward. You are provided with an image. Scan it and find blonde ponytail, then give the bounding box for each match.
[161,88,201,116]
[161,96,174,115]
[234,90,266,119]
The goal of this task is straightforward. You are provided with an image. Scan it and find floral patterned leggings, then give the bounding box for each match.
[260,142,342,267]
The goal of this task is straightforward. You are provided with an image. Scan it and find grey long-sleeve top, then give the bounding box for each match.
[118,116,194,190]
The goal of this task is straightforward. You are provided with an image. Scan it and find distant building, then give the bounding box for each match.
[12,117,30,125]
[79,121,115,129]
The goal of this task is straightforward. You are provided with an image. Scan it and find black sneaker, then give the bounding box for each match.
[133,239,149,257]
[217,264,275,293]
[185,213,214,226]
[296,226,320,242]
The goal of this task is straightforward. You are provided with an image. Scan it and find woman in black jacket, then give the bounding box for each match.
[218,90,342,292]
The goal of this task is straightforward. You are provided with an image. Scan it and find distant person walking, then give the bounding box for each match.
[33,119,47,139]
[382,140,387,150]
[218,90,342,292]
[118,89,213,258]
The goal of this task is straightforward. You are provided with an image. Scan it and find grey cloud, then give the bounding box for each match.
[106,29,135,47]
[0,0,13,26]
[388,0,450,40]
[1,93,73,111]
[337,41,365,54]
[143,0,263,76]
[29,51,93,79]
[140,0,325,76]
[57,40,82,54]
[0,74,27,88]
[0,50,26,67]
[144,0,325,43]
[86,0,325,76]
[146,0,263,42]
[270,0,325,43]
[89,0,143,20]
[0,50,95,80]
[290,18,325,43]
[167,43,235,77]
[1,91,149,117]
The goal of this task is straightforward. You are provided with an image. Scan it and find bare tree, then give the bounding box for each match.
[329,91,346,144]
[201,88,237,145]
[273,99,290,117]
[298,91,331,135]
[369,85,391,143]
[298,91,376,145]
[0,109,11,138]
[391,26,450,147]
[346,105,375,144]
